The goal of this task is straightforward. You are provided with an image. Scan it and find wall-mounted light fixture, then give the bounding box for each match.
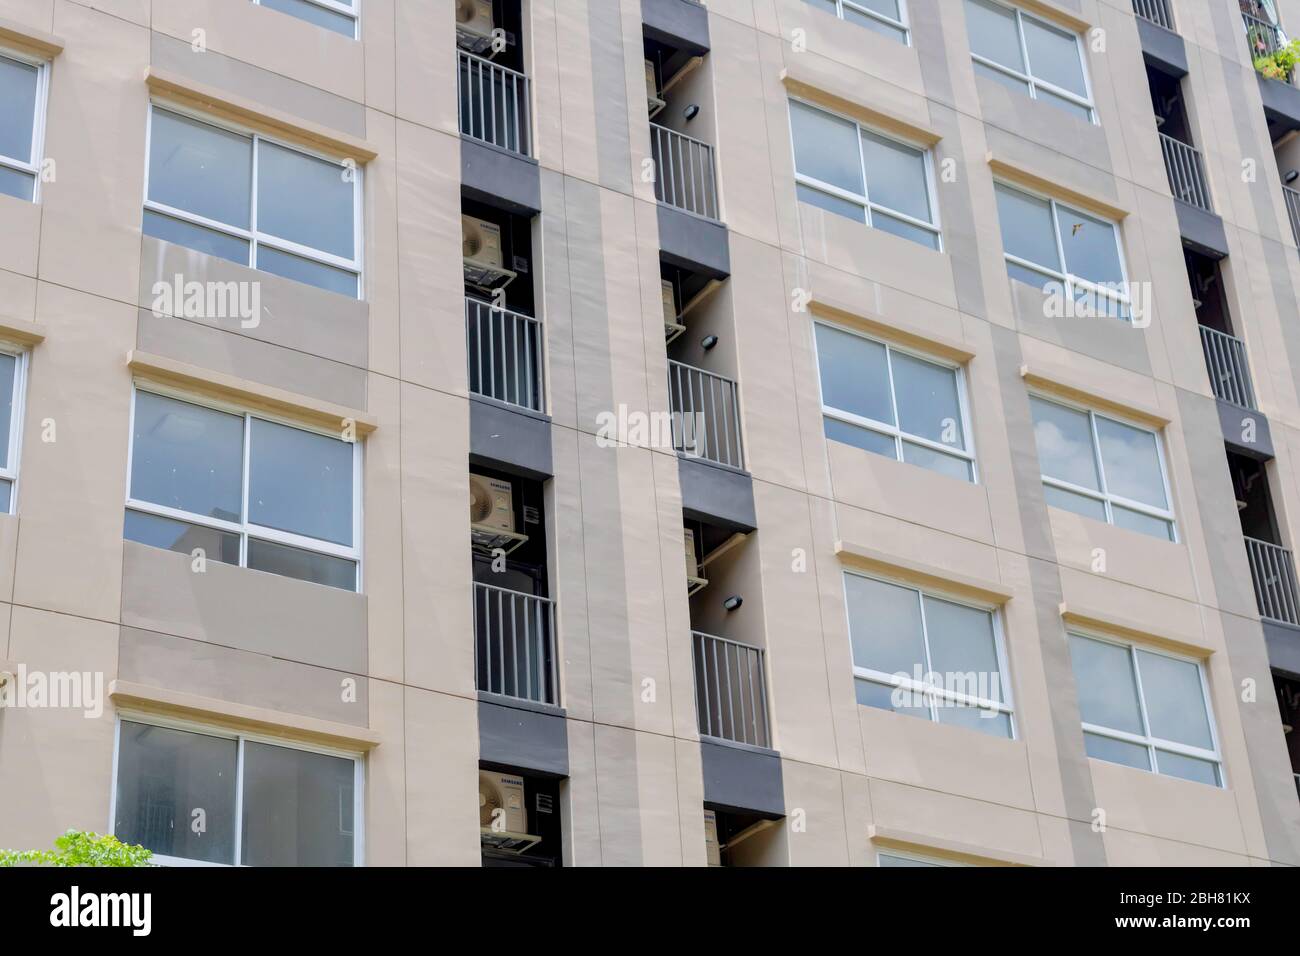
[1286,169,1300,184]
[701,334,719,351]
[723,595,743,612]
[683,104,701,121]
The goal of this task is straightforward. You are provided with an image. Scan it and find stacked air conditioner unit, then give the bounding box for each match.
[463,214,516,293]
[455,0,496,55]
[645,59,666,118]
[662,279,686,344]
[684,527,708,596]
[470,473,527,555]
[479,771,541,854]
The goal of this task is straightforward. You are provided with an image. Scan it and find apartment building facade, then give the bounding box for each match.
[0,0,1298,867]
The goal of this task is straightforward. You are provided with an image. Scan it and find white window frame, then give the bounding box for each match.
[142,104,365,298]
[1031,392,1177,542]
[0,347,26,514]
[995,181,1132,320]
[109,713,366,867]
[813,0,911,45]
[967,0,1096,123]
[877,849,965,867]
[1069,632,1224,787]
[788,98,943,250]
[124,384,364,590]
[253,0,360,40]
[0,46,50,203]
[843,571,1016,735]
[812,321,977,481]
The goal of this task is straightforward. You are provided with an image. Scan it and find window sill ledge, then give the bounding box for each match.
[868,825,1045,867]
[127,349,377,437]
[0,16,64,58]
[0,317,45,348]
[109,680,380,752]
[835,539,1013,606]
[144,67,378,163]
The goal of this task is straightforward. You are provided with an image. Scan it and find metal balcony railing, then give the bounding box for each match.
[667,359,745,470]
[692,632,771,749]
[1245,537,1300,626]
[650,122,719,221]
[474,582,558,706]
[1244,10,1291,80]
[466,298,545,412]
[1199,326,1257,409]
[458,50,531,156]
[1133,0,1174,31]
[1159,134,1213,213]
[1283,184,1300,246]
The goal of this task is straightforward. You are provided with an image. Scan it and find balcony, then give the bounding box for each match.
[1160,134,1212,212]
[651,123,730,278]
[458,50,540,215]
[1133,0,1173,31]
[1242,5,1300,140]
[1284,184,1300,246]
[692,632,770,748]
[1199,326,1257,410]
[667,359,744,470]
[1245,537,1300,626]
[474,582,558,707]
[650,123,718,221]
[466,298,545,413]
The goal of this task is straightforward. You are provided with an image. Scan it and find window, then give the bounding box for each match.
[1068,634,1222,786]
[124,389,361,591]
[1029,395,1176,541]
[112,718,362,865]
[0,50,48,202]
[843,573,1014,738]
[789,100,941,250]
[0,350,26,513]
[143,107,362,297]
[806,0,910,44]
[965,0,1095,122]
[994,183,1130,320]
[878,850,962,867]
[814,323,975,482]
[254,0,358,39]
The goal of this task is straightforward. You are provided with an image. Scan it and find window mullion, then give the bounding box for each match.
[233,736,245,867]
[883,345,902,462]
[914,586,938,723]
[855,122,874,230]
[249,135,260,271]
[241,414,252,568]
[1014,9,1038,101]
[1049,199,1071,294]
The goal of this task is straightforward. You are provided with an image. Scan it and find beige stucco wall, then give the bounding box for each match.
[0,0,1296,866]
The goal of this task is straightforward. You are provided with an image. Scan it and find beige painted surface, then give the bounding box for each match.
[0,0,1295,867]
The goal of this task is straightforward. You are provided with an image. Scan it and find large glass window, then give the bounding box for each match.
[806,0,910,44]
[254,0,358,39]
[965,0,1095,122]
[790,100,941,250]
[844,573,1013,738]
[1029,395,1175,541]
[994,182,1130,319]
[143,107,361,297]
[125,389,360,590]
[0,351,26,514]
[0,51,47,202]
[113,719,361,865]
[814,323,975,482]
[1068,635,1222,786]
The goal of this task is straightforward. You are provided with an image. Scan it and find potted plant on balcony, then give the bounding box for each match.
[1255,37,1300,81]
